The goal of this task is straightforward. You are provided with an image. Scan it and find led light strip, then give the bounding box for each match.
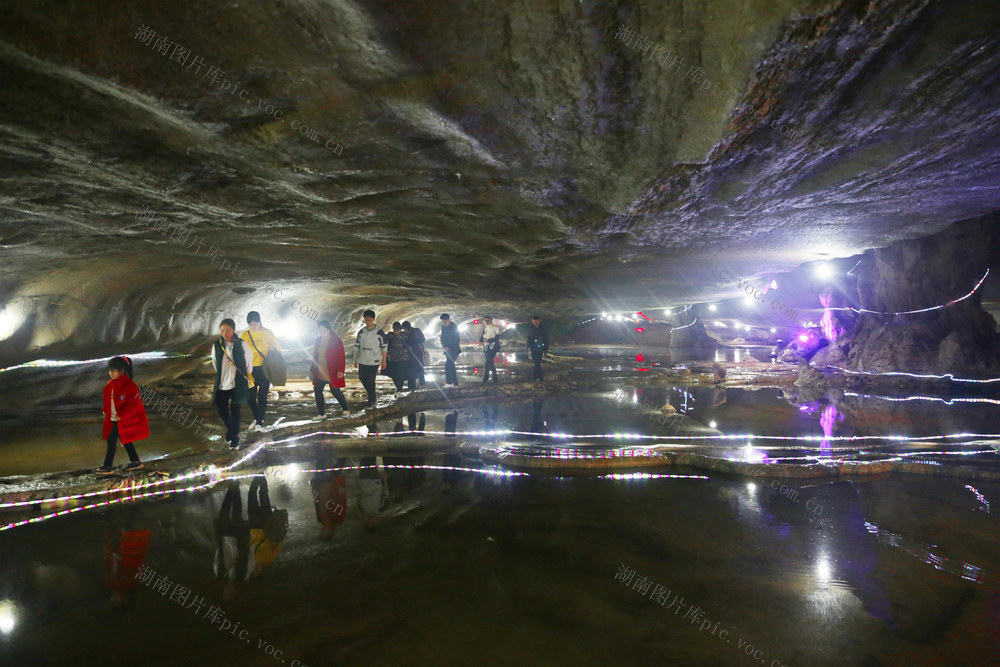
[4,430,998,513]
[831,269,989,316]
[845,391,1000,406]
[0,351,187,374]
[829,366,1000,384]
[0,441,267,510]
[670,317,698,331]
[0,479,218,532]
[2,462,707,533]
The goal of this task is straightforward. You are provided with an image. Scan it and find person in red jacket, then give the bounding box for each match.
[105,526,152,613]
[311,320,350,419]
[96,356,149,475]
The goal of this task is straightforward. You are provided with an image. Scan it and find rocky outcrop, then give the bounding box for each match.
[668,308,717,349]
[840,215,1000,374]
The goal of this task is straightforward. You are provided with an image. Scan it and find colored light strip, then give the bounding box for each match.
[845,391,1000,406]
[831,269,989,316]
[598,473,709,480]
[964,484,991,513]
[0,441,267,510]
[830,366,1000,384]
[0,479,218,533]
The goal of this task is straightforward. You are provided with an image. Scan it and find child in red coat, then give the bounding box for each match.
[96,356,150,475]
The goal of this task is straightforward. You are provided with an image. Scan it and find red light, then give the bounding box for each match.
[637,368,651,372]
[635,327,645,333]
[473,319,479,324]
[636,354,644,362]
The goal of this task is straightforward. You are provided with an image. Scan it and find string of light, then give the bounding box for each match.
[845,390,1000,406]
[829,365,1000,384]
[832,269,989,316]
[0,351,189,374]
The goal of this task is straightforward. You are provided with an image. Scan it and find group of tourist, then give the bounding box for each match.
[97,310,552,472]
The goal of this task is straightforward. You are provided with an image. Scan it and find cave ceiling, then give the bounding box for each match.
[2,0,1000,348]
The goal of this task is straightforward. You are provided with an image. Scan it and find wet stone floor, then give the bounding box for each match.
[2,349,1000,665]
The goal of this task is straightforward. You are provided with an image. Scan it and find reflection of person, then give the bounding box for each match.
[242,311,281,432]
[525,315,550,381]
[439,313,461,387]
[104,513,151,614]
[248,477,283,575]
[354,310,387,407]
[311,458,348,540]
[213,319,254,451]
[442,411,461,493]
[311,320,349,418]
[479,316,502,385]
[97,356,149,475]
[358,456,388,531]
[214,481,253,601]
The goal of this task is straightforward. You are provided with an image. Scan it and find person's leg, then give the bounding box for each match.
[532,349,544,380]
[314,381,327,416]
[481,352,489,384]
[122,442,141,463]
[247,370,261,424]
[393,373,405,392]
[444,351,457,385]
[255,367,270,423]
[359,365,377,405]
[330,387,349,411]
[103,423,119,468]
[230,399,242,448]
[215,390,234,440]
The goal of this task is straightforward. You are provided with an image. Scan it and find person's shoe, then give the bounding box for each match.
[252,422,265,432]
[123,462,144,471]
[312,414,325,421]
[95,467,115,476]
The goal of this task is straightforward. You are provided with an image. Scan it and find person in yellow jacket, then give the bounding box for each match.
[241,311,281,432]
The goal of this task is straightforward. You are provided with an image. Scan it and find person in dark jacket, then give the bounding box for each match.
[401,321,425,389]
[439,313,461,387]
[213,318,254,451]
[385,322,411,392]
[525,315,550,381]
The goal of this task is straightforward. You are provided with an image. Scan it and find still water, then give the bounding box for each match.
[2,350,1000,664]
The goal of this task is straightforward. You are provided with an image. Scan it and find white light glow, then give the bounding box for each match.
[708,304,717,312]
[816,557,832,584]
[425,373,436,382]
[770,328,776,333]
[714,322,727,328]
[0,599,16,636]
[0,307,22,341]
[709,420,718,429]
[814,262,834,281]
[273,317,307,341]
[743,296,755,307]
[459,324,468,332]
[747,482,757,492]
[664,308,672,316]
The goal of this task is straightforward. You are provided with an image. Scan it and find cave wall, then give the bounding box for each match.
[838,213,1000,373]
